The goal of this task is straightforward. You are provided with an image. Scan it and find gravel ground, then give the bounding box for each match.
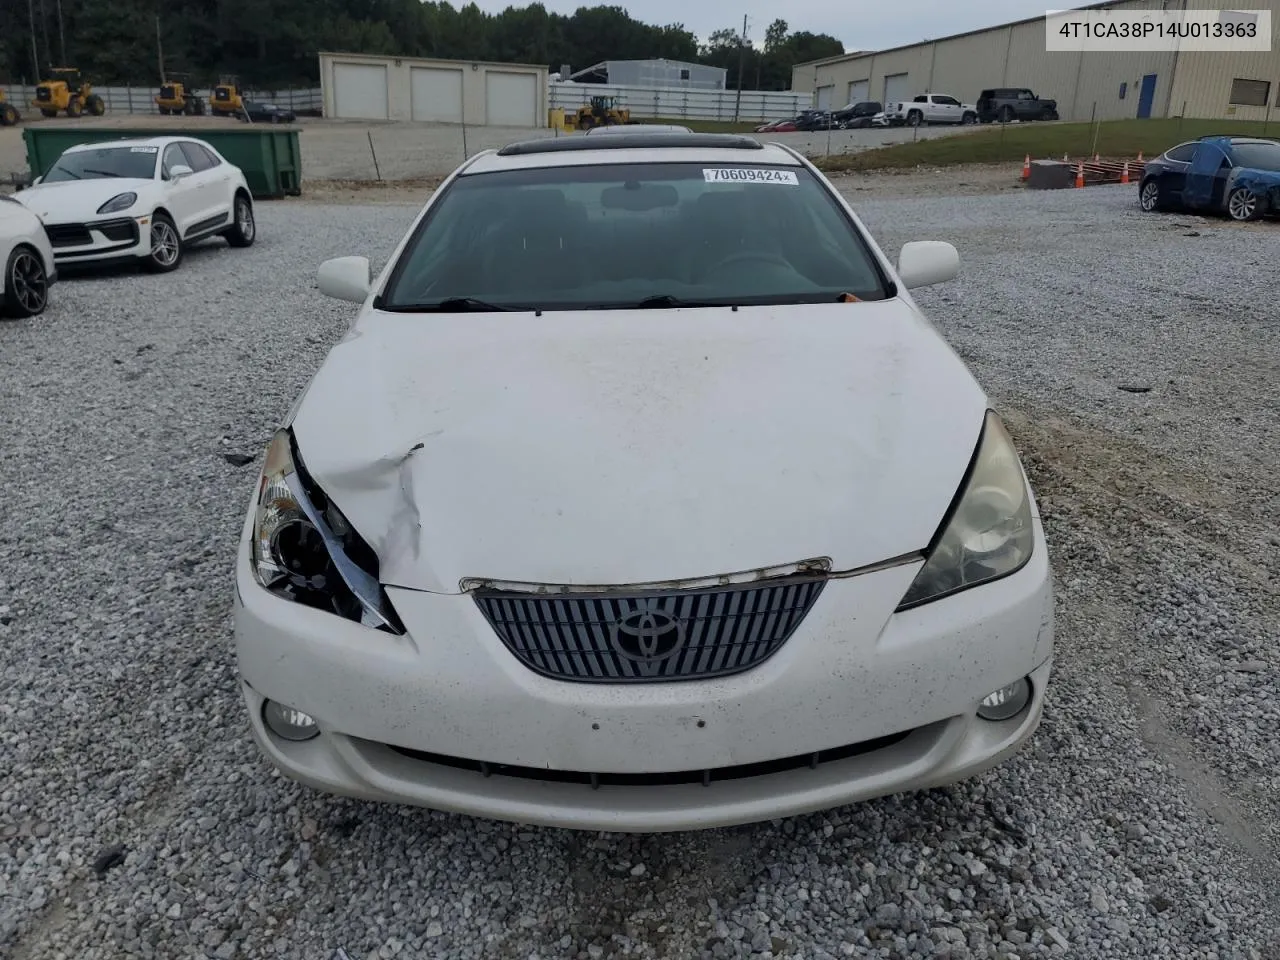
[1,183,1278,960]
[0,114,979,183]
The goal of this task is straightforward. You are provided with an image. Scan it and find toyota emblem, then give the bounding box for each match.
[609,603,686,664]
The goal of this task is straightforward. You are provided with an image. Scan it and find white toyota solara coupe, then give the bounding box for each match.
[233,133,1055,832]
[12,136,255,273]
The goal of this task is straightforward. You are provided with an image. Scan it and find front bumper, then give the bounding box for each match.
[43,215,148,265]
[233,518,1055,832]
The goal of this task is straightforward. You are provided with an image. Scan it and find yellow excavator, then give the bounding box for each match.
[33,68,105,118]
[0,90,19,126]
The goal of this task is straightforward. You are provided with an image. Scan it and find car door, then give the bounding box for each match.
[1155,142,1198,204]
[159,143,204,235]
[934,95,961,123]
[1015,90,1036,120]
[1183,141,1229,211]
[179,141,233,232]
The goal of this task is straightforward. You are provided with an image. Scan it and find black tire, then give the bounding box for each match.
[66,98,82,118]
[143,213,183,273]
[1138,178,1166,213]
[998,105,1015,123]
[158,106,170,116]
[88,96,105,116]
[906,110,923,127]
[1043,110,1059,121]
[961,111,977,125]
[40,108,57,118]
[224,193,256,248]
[0,103,18,126]
[2,245,49,319]
[1227,187,1264,222]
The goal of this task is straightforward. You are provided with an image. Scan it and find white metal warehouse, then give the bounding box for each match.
[319,52,550,126]
[793,0,1280,123]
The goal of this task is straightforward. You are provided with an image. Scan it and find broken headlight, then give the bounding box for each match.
[897,410,1034,610]
[251,429,404,633]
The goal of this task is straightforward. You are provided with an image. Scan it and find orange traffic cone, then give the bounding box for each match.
[1121,160,1130,184]
[1022,154,1031,179]
[1075,163,1085,188]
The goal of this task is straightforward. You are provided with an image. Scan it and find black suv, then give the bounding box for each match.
[833,101,882,129]
[976,88,1059,124]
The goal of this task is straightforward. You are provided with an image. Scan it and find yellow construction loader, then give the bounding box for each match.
[33,68,105,118]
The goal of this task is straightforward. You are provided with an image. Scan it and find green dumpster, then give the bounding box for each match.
[22,125,302,199]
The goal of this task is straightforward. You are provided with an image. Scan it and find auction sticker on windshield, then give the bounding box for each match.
[703,168,799,185]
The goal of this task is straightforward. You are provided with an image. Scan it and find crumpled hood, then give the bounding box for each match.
[14,178,152,222]
[289,302,989,594]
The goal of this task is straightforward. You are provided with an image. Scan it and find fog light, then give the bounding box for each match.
[263,700,319,741]
[977,678,1032,721]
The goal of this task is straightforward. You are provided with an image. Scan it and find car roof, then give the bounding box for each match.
[463,133,801,174]
[63,135,206,154]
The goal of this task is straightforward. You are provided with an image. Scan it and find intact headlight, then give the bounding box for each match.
[251,429,404,633]
[897,411,1034,609]
[96,192,138,214]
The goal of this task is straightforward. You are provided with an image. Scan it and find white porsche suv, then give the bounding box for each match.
[12,136,256,273]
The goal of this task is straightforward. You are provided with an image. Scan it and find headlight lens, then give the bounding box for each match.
[897,411,1034,609]
[251,430,404,633]
[96,192,138,214]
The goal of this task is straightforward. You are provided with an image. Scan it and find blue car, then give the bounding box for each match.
[1138,135,1280,222]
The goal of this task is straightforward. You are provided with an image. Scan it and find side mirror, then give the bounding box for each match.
[168,164,194,179]
[896,240,959,289]
[318,256,372,304]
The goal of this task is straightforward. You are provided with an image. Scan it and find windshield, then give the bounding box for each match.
[44,146,158,182]
[381,162,888,311]
[1232,143,1280,171]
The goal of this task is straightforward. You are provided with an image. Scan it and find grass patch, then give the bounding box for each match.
[813,118,1280,172]
[634,117,763,134]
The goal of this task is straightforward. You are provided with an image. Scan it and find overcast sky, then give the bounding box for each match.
[472,1,1057,52]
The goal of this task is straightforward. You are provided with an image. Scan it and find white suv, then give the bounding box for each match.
[13,136,256,274]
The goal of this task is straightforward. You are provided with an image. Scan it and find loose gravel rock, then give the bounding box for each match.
[1,183,1277,960]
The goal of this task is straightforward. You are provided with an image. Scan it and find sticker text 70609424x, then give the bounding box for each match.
[703,168,800,185]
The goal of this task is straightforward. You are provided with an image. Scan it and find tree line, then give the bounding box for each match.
[0,0,843,91]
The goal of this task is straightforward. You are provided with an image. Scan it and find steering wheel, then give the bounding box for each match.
[698,250,792,281]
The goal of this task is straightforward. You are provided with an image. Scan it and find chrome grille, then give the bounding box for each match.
[474,576,826,683]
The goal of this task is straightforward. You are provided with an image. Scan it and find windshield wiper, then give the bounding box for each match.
[384,297,516,313]
[48,168,80,180]
[81,169,124,178]
[629,295,737,309]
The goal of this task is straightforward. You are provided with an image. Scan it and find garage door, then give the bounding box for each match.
[815,85,834,110]
[847,80,869,104]
[332,63,388,120]
[883,73,911,106]
[411,67,463,123]
[485,71,538,126]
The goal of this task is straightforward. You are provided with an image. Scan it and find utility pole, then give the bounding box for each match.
[55,0,65,65]
[38,0,51,70]
[28,0,40,80]
[156,15,165,83]
[733,14,748,121]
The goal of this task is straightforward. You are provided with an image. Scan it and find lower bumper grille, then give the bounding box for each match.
[388,730,911,788]
[474,574,826,683]
[96,218,139,243]
[45,223,92,247]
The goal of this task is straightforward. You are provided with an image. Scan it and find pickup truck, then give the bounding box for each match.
[976,88,1059,123]
[884,94,977,127]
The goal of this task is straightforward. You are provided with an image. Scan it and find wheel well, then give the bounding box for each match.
[10,241,47,272]
[234,186,252,207]
[151,206,174,224]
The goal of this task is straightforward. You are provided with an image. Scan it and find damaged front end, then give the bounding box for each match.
[250,429,405,634]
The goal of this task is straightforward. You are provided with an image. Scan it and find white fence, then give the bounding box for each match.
[550,81,808,123]
[0,84,323,116]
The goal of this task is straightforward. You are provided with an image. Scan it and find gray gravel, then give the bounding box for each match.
[2,184,1278,960]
